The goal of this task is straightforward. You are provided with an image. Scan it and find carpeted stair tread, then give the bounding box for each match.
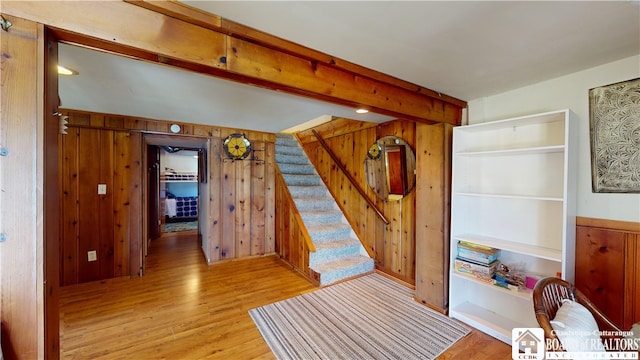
[275,132,373,286]
[282,174,323,186]
[310,255,373,272]
[310,256,375,285]
[309,240,362,267]
[275,134,299,146]
[300,210,343,225]
[287,186,329,199]
[294,198,336,212]
[279,163,317,175]
[276,154,310,165]
[306,224,352,243]
[313,238,361,251]
[276,146,306,156]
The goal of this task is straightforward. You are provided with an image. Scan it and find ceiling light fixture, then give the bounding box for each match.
[356,108,369,114]
[57,65,78,75]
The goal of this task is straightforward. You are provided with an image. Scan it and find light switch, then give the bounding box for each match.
[88,250,97,262]
[98,184,107,195]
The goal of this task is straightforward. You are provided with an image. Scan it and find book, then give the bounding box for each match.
[457,241,500,265]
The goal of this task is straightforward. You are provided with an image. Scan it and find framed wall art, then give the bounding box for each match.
[589,77,640,193]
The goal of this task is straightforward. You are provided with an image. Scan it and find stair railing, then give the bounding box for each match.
[309,130,390,225]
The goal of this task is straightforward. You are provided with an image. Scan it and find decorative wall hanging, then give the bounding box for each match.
[367,143,382,160]
[589,77,640,193]
[223,133,251,160]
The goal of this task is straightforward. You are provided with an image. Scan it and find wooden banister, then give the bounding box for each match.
[309,130,389,225]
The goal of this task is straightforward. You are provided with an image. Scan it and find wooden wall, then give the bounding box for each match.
[575,217,640,330]
[297,118,417,282]
[211,129,275,262]
[414,123,453,312]
[59,109,275,285]
[1,16,44,359]
[59,126,140,285]
[274,169,313,281]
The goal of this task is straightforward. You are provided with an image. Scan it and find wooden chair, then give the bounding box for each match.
[532,277,624,351]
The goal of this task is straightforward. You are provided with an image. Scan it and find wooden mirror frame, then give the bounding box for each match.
[365,136,416,201]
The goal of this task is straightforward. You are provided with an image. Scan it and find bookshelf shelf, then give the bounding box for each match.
[449,302,526,344]
[452,234,562,262]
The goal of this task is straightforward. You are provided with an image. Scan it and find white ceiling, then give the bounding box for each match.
[59,1,640,133]
[58,44,395,133]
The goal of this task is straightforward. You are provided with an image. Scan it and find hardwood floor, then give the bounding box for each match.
[59,232,510,359]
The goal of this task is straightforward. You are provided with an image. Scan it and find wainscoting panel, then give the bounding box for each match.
[575,217,640,329]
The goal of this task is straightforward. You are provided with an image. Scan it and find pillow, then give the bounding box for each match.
[550,299,606,353]
[626,323,640,340]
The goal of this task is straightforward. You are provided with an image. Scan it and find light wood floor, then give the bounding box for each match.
[60,231,510,359]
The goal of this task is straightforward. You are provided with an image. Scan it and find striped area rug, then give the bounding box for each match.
[249,273,470,360]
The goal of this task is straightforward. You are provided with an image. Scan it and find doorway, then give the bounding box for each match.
[157,146,200,235]
[143,134,209,262]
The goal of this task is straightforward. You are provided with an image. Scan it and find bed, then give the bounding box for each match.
[165,195,198,220]
[161,169,199,221]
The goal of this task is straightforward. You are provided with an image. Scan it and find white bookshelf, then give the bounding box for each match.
[448,109,577,344]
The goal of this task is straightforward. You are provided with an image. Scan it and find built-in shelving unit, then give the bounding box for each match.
[448,109,577,343]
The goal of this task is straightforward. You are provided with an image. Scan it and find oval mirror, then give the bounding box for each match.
[365,136,416,201]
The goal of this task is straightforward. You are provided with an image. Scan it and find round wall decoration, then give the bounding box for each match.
[223,133,251,160]
[367,142,382,160]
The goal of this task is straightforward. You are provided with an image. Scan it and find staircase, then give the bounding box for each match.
[275,133,374,286]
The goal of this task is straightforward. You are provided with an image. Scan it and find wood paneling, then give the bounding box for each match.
[60,126,138,285]
[297,119,417,282]
[128,132,143,277]
[208,138,222,263]
[220,158,237,260]
[0,15,63,359]
[251,141,267,256]
[274,169,313,282]
[415,123,453,312]
[264,142,276,254]
[44,28,62,360]
[626,234,639,330]
[59,109,276,285]
[0,16,43,359]
[576,217,640,330]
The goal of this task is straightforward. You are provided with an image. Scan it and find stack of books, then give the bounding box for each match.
[454,241,500,282]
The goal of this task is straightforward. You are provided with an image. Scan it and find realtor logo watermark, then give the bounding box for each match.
[512,328,639,360]
[513,328,545,360]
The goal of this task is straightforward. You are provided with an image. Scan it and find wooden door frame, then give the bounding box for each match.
[142,134,208,269]
[147,145,161,242]
[44,28,61,360]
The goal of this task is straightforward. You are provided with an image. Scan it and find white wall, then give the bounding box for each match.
[160,150,198,173]
[468,55,640,223]
[160,150,199,197]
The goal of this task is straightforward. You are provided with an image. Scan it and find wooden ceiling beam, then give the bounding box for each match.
[3,0,466,125]
[127,1,466,109]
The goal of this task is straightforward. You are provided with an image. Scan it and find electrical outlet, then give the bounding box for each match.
[98,184,107,195]
[88,250,97,262]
